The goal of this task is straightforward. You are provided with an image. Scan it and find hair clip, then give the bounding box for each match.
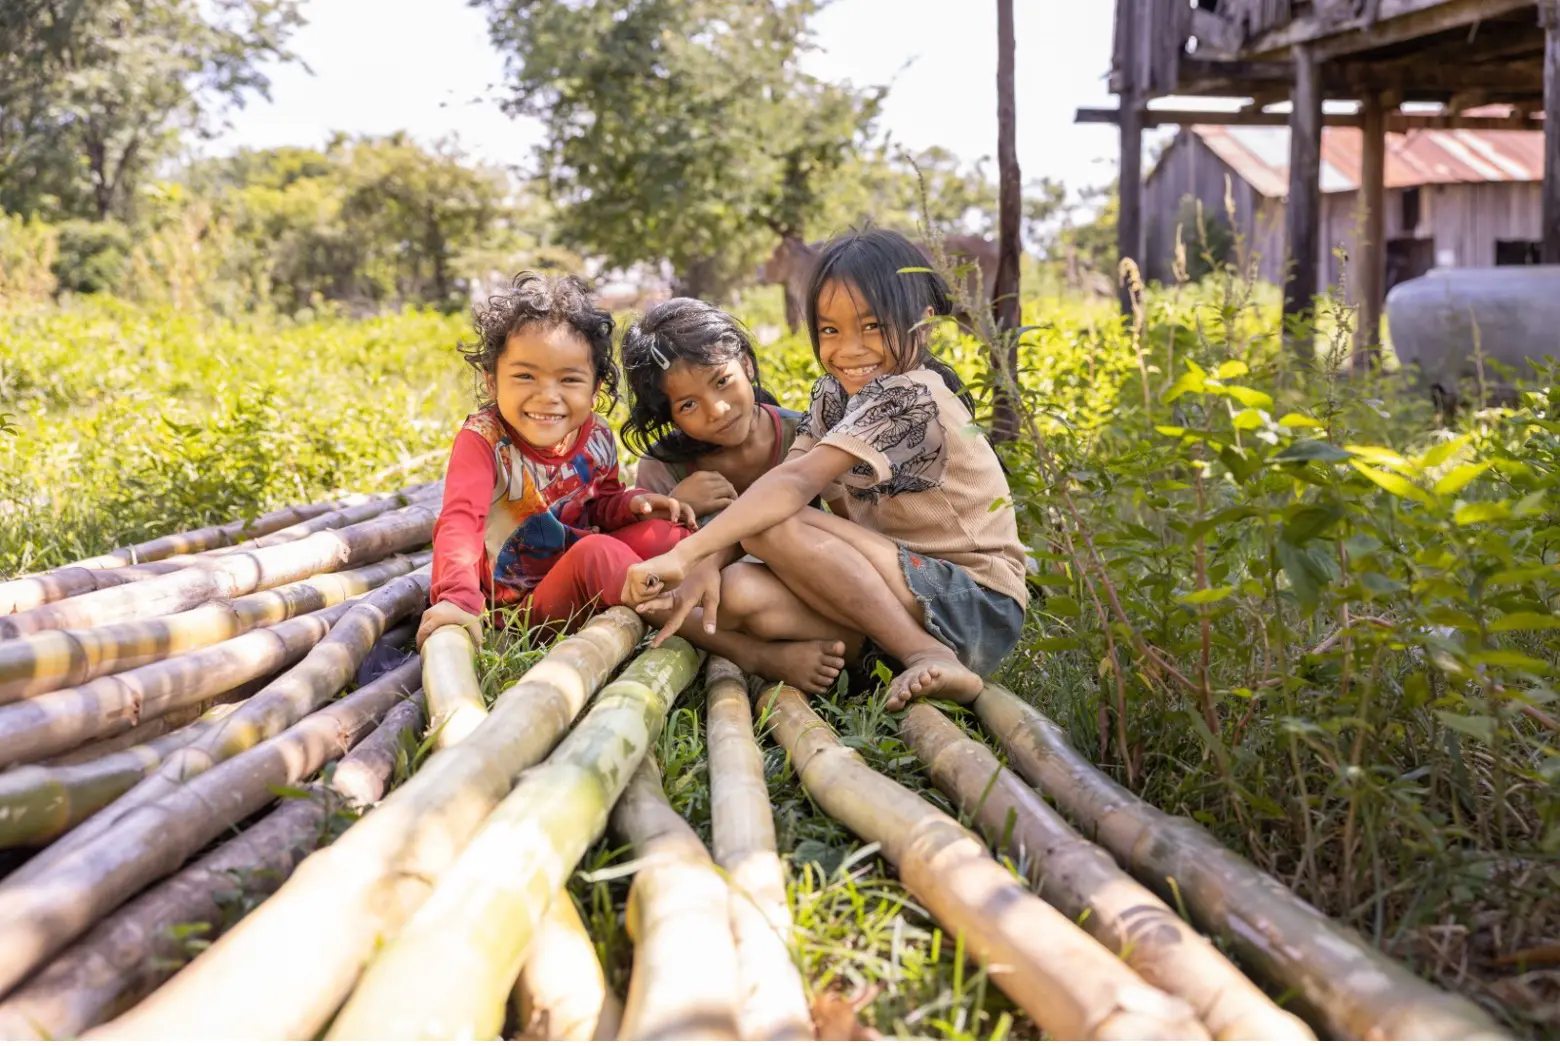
[649,341,671,370]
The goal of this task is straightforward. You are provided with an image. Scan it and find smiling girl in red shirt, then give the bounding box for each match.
[417,272,694,648]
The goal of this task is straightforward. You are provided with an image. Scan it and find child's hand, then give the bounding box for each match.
[417,600,483,650]
[671,471,737,517]
[622,550,688,607]
[632,493,698,529]
[633,557,723,646]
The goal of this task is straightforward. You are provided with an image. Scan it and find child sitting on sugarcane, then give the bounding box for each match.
[621,228,1029,711]
[616,297,850,694]
[415,272,696,649]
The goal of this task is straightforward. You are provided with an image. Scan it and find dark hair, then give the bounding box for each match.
[804,227,974,412]
[462,271,619,410]
[619,297,778,463]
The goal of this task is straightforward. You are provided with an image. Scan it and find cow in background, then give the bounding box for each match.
[760,233,1000,334]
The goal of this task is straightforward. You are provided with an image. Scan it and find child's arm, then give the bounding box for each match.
[423,431,493,647]
[621,443,857,604]
[584,453,696,531]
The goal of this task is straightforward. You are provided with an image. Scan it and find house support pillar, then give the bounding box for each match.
[1355,91,1387,368]
[1118,95,1144,315]
[1543,3,1560,263]
[1284,44,1323,358]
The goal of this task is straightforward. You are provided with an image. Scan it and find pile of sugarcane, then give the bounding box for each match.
[0,486,1515,1040]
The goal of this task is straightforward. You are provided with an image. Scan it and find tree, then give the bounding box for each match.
[0,0,304,222]
[475,0,881,300]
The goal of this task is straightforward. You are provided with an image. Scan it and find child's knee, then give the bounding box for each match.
[568,534,640,601]
[613,518,691,559]
[739,514,805,559]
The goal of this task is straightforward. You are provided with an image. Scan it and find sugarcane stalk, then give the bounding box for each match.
[0,657,422,998]
[0,553,425,703]
[0,499,438,640]
[0,599,358,772]
[614,756,742,1041]
[27,569,429,864]
[421,619,619,1041]
[92,608,644,1041]
[899,703,1314,1041]
[511,888,623,1042]
[206,483,441,559]
[973,684,1512,1041]
[0,483,432,616]
[759,682,1209,1041]
[0,703,243,848]
[327,638,705,1041]
[36,694,235,767]
[705,657,812,1041]
[421,624,488,748]
[0,697,425,1041]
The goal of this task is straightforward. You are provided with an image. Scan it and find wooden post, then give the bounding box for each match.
[1283,44,1323,359]
[1543,3,1560,264]
[1117,97,1143,316]
[1355,91,1386,367]
[992,0,1022,442]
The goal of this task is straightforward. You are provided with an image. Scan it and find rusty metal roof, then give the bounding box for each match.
[1187,124,1543,197]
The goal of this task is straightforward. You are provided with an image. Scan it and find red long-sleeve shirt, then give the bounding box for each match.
[429,407,648,615]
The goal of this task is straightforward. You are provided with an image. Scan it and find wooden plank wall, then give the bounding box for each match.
[1141,131,1543,293]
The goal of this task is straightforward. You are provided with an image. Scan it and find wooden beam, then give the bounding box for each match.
[1118,98,1144,316]
[1242,0,1534,60]
[1074,106,1543,131]
[1284,45,1324,348]
[1543,4,1560,263]
[1356,92,1387,367]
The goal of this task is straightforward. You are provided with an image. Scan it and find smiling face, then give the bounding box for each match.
[486,323,599,451]
[815,278,929,396]
[661,357,758,449]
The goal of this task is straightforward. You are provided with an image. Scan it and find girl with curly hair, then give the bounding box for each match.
[418,272,695,648]
[622,229,1028,710]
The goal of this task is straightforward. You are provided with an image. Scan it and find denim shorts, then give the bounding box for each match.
[896,546,1025,677]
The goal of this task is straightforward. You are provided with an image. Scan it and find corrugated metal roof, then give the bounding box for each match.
[1184,125,1543,198]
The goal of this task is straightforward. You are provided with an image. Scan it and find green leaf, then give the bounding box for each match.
[1352,462,1434,506]
[1164,373,1205,403]
[1277,540,1333,615]
[1488,564,1560,586]
[1488,612,1560,632]
[1272,439,1351,464]
[1175,586,1235,605]
[1418,434,1471,469]
[1231,408,1265,430]
[1282,503,1344,544]
[1435,711,1496,744]
[1432,461,1492,496]
[1030,572,1072,587]
[1031,636,1081,652]
[1346,445,1416,473]
[1045,595,1082,617]
[1453,500,1511,525]
[1220,384,1273,410]
[1476,649,1553,672]
[1277,413,1324,429]
[1215,360,1249,379]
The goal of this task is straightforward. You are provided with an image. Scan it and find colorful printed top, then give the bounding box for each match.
[430,406,650,615]
[632,403,807,527]
[787,368,1029,606]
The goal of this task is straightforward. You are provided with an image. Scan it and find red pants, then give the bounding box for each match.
[520,519,688,630]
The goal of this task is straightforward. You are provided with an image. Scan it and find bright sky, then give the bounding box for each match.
[212,0,1121,200]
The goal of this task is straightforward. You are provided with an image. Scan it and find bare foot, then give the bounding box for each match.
[748,639,848,695]
[885,652,984,711]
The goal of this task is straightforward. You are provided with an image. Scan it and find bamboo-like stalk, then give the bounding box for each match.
[421,624,488,748]
[327,639,705,1041]
[0,553,424,703]
[0,599,358,771]
[207,483,440,559]
[759,682,1209,1041]
[973,684,1512,1040]
[614,757,742,1041]
[705,657,812,1041]
[0,703,243,848]
[899,703,1314,1041]
[0,697,425,1040]
[512,889,624,1042]
[29,569,429,862]
[422,622,619,1042]
[0,658,422,997]
[93,608,645,1041]
[0,498,438,640]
